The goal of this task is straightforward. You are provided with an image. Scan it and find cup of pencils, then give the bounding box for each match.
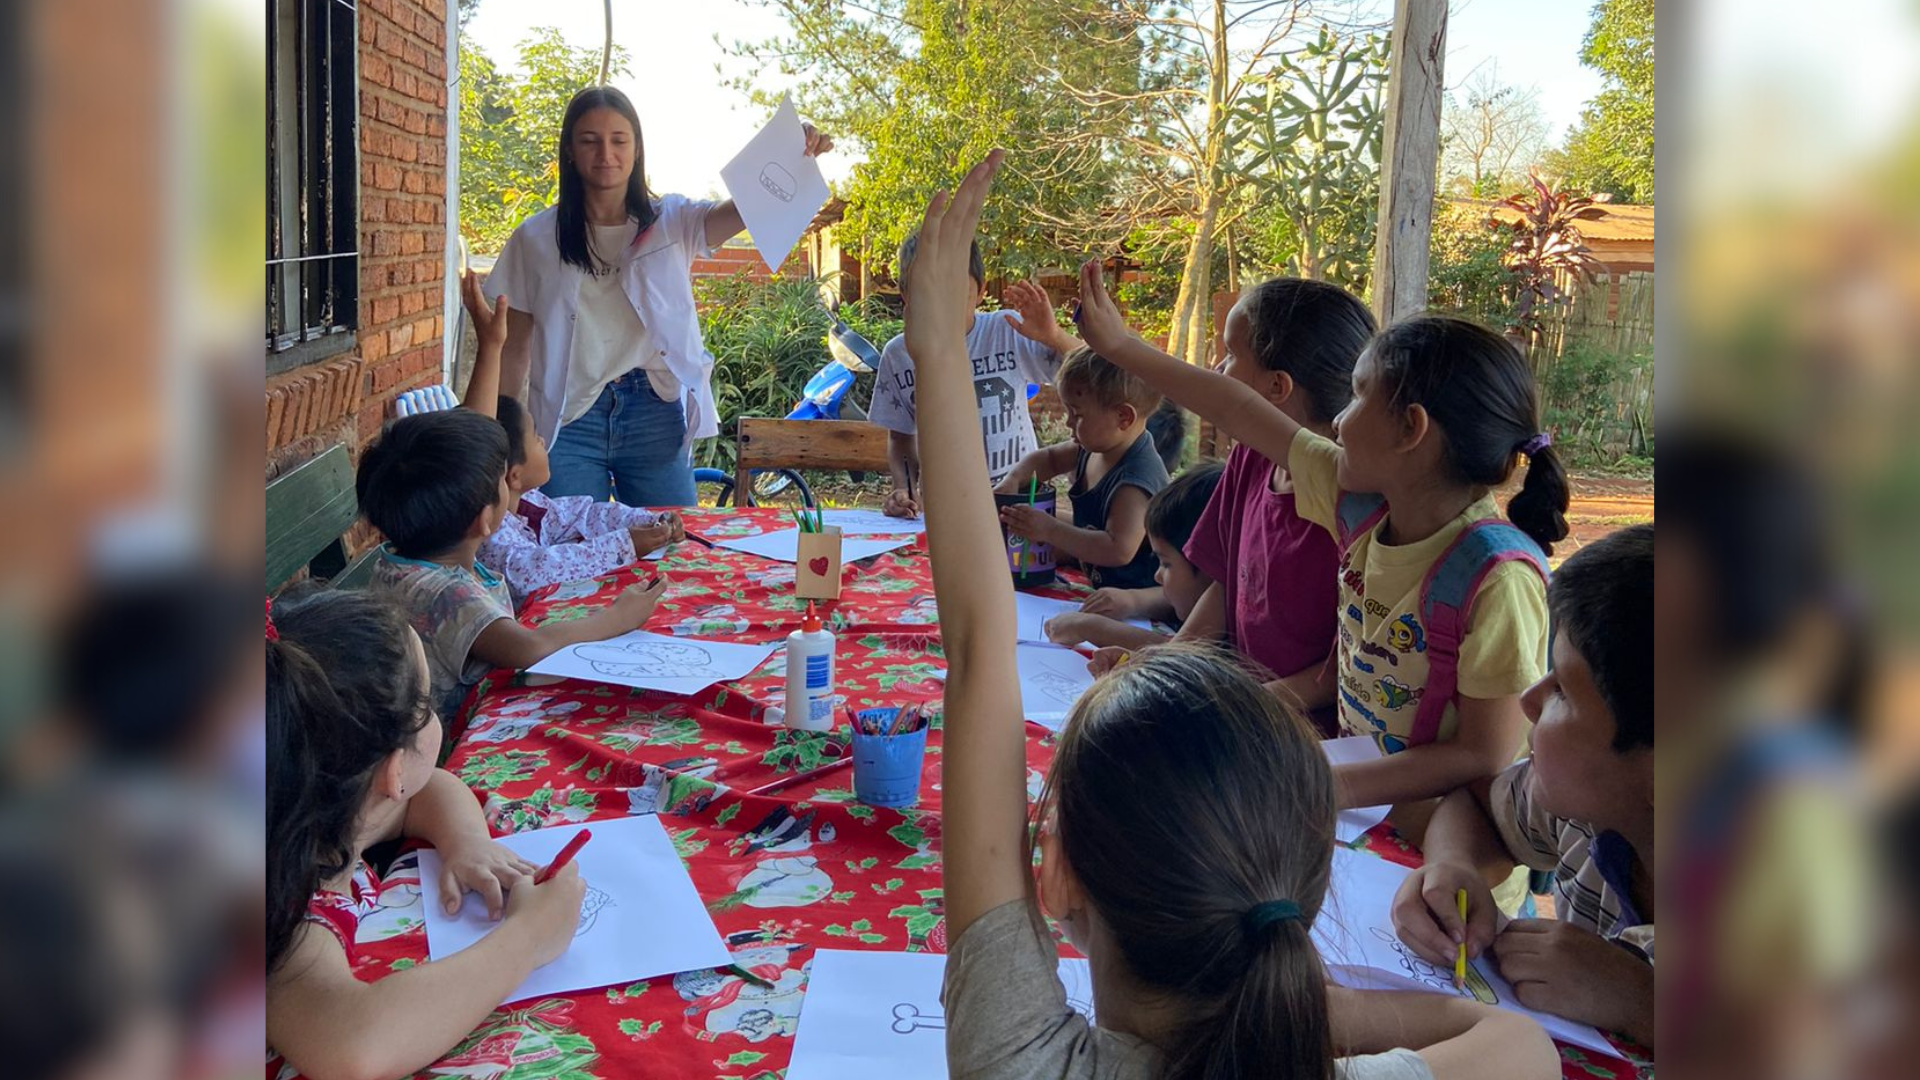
[994,479,1058,589]
[793,506,844,601]
[847,705,931,809]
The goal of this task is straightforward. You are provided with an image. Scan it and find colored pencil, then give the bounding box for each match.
[1454,889,1469,987]
[743,756,854,796]
[533,829,592,885]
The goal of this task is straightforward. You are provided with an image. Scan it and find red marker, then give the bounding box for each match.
[533,829,592,885]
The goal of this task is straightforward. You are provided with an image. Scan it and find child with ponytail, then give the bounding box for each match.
[266,588,585,1080]
[911,151,1555,1080]
[1075,265,1568,826]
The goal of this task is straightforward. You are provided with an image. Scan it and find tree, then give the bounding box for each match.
[459,29,630,254]
[1440,68,1548,197]
[1232,27,1388,293]
[1548,0,1654,202]
[1497,172,1606,351]
[730,1,1342,369]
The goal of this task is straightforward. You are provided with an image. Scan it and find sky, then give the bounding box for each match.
[461,0,1607,199]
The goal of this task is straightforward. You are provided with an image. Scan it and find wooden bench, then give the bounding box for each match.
[266,443,378,592]
[732,417,892,507]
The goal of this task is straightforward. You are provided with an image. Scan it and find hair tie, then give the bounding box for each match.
[1518,432,1552,457]
[265,597,279,643]
[1242,898,1304,938]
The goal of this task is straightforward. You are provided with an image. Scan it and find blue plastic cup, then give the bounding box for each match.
[850,709,928,809]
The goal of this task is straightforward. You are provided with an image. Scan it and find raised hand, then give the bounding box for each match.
[1002,279,1064,348]
[801,122,835,157]
[902,150,1007,366]
[1073,258,1137,357]
[461,269,510,355]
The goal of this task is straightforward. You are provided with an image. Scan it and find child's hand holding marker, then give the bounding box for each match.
[1388,860,1499,975]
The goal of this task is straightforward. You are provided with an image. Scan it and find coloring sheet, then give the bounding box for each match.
[417,816,732,1005]
[1011,592,1154,647]
[527,629,777,696]
[1016,642,1097,730]
[719,95,831,273]
[714,528,916,565]
[787,948,1094,1080]
[1313,847,1618,1057]
[1321,735,1393,843]
[817,508,927,535]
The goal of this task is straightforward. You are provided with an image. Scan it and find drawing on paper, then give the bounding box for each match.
[1369,928,1497,1004]
[888,975,1092,1037]
[1028,670,1088,709]
[759,163,797,202]
[577,885,614,937]
[573,640,717,681]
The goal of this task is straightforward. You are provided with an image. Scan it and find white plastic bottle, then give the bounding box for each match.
[783,601,837,731]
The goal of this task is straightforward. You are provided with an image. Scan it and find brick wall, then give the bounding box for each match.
[690,242,815,285]
[266,0,449,487]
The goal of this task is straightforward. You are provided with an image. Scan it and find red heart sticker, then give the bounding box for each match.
[808,557,830,577]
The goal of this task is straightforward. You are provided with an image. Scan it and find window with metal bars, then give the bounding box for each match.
[267,0,358,373]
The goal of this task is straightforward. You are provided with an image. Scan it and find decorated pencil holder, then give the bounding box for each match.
[795,525,844,600]
[994,489,1058,589]
[850,708,928,809]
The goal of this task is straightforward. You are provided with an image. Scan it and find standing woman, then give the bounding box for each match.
[484,87,833,505]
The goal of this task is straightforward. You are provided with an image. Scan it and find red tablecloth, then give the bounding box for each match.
[278,508,1651,1080]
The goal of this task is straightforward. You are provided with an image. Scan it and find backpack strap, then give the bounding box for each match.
[1406,520,1549,747]
[1334,491,1388,554]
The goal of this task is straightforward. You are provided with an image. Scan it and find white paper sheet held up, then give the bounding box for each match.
[788,948,1093,1080]
[714,528,915,564]
[1016,642,1096,730]
[1011,592,1154,646]
[817,508,926,535]
[418,816,732,1005]
[719,95,830,273]
[526,629,777,695]
[1313,847,1621,1057]
[1322,735,1393,842]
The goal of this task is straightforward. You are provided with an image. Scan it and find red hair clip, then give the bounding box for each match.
[265,596,279,642]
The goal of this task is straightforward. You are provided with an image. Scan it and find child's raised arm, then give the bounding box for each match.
[1074,258,1306,467]
[459,270,509,417]
[908,151,1032,938]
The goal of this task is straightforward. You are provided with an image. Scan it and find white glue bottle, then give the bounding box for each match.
[783,601,837,731]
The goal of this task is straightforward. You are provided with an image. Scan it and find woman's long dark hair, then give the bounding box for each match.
[1037,644,1338,1080]
[1370,314,1571,554]
[265,587,432,974]
[555,86,658,274]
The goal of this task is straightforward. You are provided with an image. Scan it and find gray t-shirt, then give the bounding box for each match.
[1070,431,1171,590]
[868,311,1063,486]
[371,547,515,723]
[943,900,1438,1080]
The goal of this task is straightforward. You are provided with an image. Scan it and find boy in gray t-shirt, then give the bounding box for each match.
[871,235,1080,513]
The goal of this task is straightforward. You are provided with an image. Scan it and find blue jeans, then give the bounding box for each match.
[542,370,698,507]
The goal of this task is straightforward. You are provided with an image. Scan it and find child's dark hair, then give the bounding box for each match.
[1660,430,1868,729]
[1057,346,1162,414]
[266,586,432,975]
[1146,460,1225,553]
[1549,523,1653,751]
[1239,277,1376,422]
[898,231,984,290]
[356,409,509,558]
[497,395,530,467]
[1369,315,1570,554]
[1038,644,1336,1080]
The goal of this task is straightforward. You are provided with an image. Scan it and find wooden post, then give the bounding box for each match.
[1371,0,1448,327]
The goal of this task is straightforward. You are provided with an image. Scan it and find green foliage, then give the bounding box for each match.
[1539,339,1653,466]
[459,29,630,255]
[1426,200,1517,327]
[1231,28,1387,293]
[693,275,838,470]
[1548,0,1654,202]
[837,297,904,356]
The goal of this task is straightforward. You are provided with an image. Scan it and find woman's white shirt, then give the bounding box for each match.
[563,221,680,426]
[484,195,720,445]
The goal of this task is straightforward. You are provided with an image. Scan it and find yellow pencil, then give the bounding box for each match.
[1454,889,1469,987]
